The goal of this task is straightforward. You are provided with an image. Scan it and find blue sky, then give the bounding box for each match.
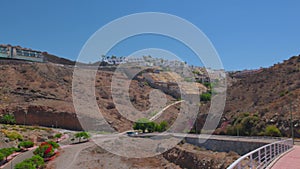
[0,0,299,70]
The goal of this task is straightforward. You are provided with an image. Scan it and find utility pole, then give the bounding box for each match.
[290,102,294,145]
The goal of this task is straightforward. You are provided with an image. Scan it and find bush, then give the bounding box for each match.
[133,118,150,133]
[46,141,60,149]
[2,130,23,141]
[18,141,34,149]
[200,93,211,101]
[14,161,35,169]
[0,147,16,161]
[0,153,4,161]
[225,113,259,136]
[158,121,168,132]
[15,155,44,169]
[33,142,55,158]
[0,114,16,124]
[54,133,62,139]
[203,82,212,88]
[265,125,281,137]
[133,119,168,133]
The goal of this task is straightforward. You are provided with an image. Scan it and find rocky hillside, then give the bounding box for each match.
[0,49,299,137]
[219,55,300,137]
[0,60,177,131]
[42,52,75,65]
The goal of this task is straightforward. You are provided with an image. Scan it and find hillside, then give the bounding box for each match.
[219,55,300,137]
[42,52,75,65]
[0,61,177,132]
[0,50,299,137]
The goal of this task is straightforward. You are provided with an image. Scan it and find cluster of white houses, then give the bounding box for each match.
[102,55,186,67]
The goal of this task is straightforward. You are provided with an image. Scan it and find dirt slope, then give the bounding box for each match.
[221,55,300,136]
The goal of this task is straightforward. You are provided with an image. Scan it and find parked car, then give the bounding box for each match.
[126,131,139,137]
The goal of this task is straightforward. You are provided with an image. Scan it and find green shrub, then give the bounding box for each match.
[0,153,4,161]
[33,143,55,158]
[265,125,281,137]
[74,132,90,143]
[200,92,211,101]
[46,141,60,149]
[133,118,151,133]
[0,114,16,124]
[203,82,212,88]
[15,155,44,169]
[159,121,168,132]
[3,131,23,141]
[18,141,34,149]
[54,133,62,139]
[226,113,259,136]
[0,148,15,161]
[14,161,35,169]
[133,119,168,133]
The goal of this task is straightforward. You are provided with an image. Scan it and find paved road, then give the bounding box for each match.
[149,100,184,121]
[47,130,283,169]
[271,145,300,169]
[2,149,35,169]
[48,134,119,169]
[137,132,280,143]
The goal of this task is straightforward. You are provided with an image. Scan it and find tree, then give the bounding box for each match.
[133,119,169,133]
[159,121,168,132]
[75,132,90,143]
[133,118,150,133]
[147,122,156,133]
[0,148,14,161]
[226,113,259,136]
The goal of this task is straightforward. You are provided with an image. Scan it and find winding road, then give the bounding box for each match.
[2,149,35,169]
[149,100,184,121]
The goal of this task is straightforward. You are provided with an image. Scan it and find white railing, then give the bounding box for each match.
[227,138,293,169]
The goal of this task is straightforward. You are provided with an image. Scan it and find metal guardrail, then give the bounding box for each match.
[227,138,293,169]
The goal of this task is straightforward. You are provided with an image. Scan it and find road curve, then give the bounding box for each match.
[149,100,184,121]
[2,149,35,169]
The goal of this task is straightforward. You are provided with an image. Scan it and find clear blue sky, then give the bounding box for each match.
[0,0,299,70]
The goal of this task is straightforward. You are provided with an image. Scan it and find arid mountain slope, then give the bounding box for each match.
[221,55,300,136]
[0,53,299,137]
[0,61,176,131]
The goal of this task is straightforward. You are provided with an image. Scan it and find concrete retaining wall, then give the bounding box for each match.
[184,137,268,155]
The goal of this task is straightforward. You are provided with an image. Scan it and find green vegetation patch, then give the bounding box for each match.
[1,129,23,141]
[14,155,44,169]
[133,118,168,133]
[18,141,34,149]
[0,114,16,125]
